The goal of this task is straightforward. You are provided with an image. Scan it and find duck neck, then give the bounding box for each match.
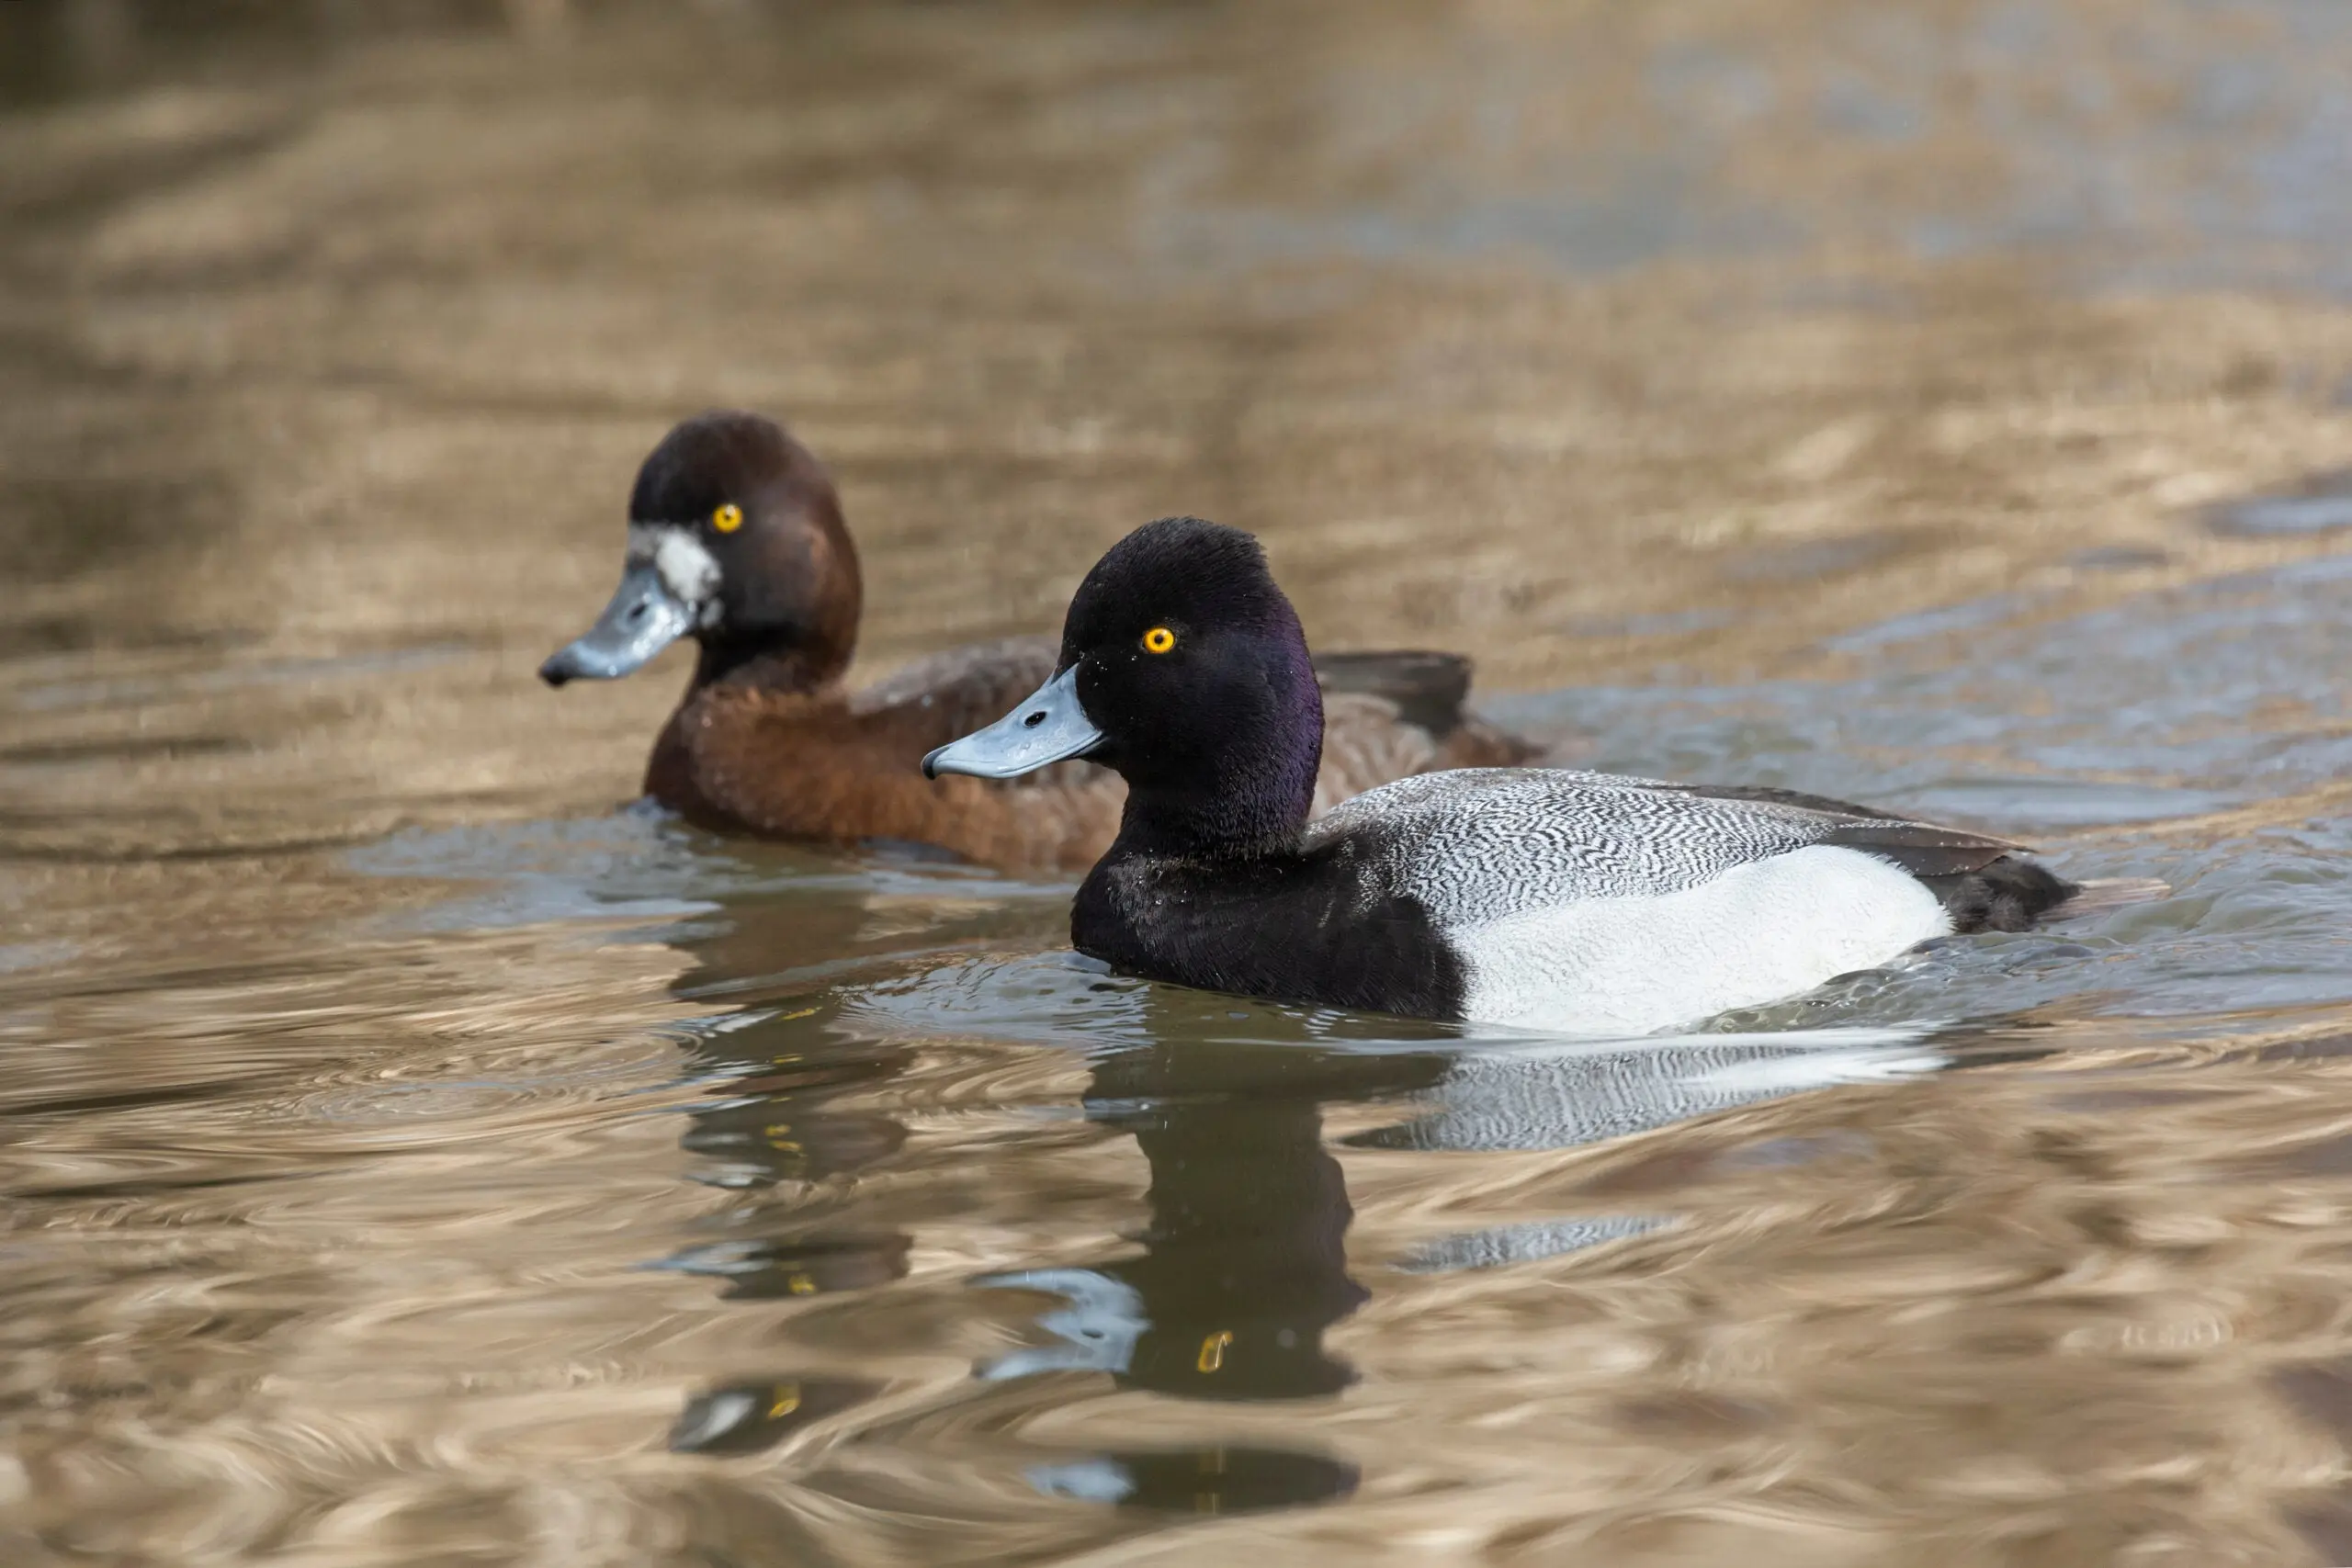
[1110,694,1323,863]
[690,629,852,696]
[1112,785,1310,862]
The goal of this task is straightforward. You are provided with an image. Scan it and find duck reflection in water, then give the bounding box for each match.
[651,872,1986,1472]
[976,1009,1971,1398]
[649,874,933,1453]
[978,1031,1446,1400]
[669,1077,912,1301]
[1025,1444,1363,1517]
[667,995,915,1300]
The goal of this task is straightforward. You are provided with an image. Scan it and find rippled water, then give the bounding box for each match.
[7,2,2352,1563]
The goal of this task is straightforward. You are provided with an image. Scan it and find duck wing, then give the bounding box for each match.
[1310,650,1475,736]
[1309,649,1543,762]
[848,637,1061,747]
[1311,651,1544,811]
[1652,782,2029,878]
[1310,767,2029,921]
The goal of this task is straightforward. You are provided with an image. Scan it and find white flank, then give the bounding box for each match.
[1453,844,1952,1035]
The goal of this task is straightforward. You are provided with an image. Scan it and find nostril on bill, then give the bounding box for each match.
[1023,711,1046,728]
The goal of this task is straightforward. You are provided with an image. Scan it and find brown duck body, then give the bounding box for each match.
[544,411,1540,871]
[646,636,1537,870]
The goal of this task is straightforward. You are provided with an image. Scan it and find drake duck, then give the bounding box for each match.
[538,412,1537,868]
[924,516,2148,1034]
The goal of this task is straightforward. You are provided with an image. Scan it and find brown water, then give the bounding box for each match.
[6,2,2352,1562]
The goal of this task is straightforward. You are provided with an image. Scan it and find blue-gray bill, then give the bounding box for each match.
[922,667,1105,778]
[538,562,696,685]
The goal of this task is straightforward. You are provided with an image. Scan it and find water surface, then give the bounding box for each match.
[6,3,2352,1563]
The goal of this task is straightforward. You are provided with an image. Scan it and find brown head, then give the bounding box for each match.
[539,412,862,693]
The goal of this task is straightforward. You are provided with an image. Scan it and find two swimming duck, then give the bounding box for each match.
[548,412,2148,1036]
[540,412,1535,869]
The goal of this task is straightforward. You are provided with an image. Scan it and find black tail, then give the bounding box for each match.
[1674,783,2167,934]
[1917,856,2077,933]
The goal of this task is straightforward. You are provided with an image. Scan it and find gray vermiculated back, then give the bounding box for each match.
[1306,769,1860,922]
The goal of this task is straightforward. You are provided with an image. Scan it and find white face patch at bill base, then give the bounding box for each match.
[627,524,723,626]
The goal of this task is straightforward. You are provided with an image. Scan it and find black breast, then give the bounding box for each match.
[1071,842,1469,1021]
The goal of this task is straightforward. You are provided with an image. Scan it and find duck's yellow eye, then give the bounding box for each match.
[713,502,744,533]
[1142,626,1177,654]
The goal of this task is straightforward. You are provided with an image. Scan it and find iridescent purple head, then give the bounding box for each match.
[923,516,1324,854]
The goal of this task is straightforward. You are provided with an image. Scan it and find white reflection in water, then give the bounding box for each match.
[1360,1027,1945,1151]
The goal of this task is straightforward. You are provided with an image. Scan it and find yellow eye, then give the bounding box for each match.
[1142,626,1176,654]
[713,502,743,533]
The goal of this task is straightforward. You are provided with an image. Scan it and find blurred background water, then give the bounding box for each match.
[5,2,2352,1563]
